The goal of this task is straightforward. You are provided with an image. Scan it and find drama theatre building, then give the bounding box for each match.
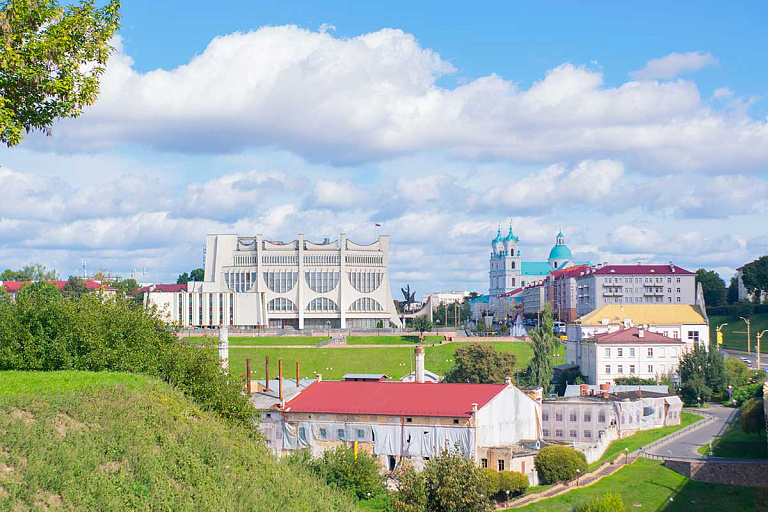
[146,234,402,329]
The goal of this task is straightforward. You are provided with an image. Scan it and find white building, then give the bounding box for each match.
[146,233,402,329]
[736,264,768,303]
[521,282,546,316]
[421,290,471,307]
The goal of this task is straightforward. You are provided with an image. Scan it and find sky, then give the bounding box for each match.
[2,0,768,296]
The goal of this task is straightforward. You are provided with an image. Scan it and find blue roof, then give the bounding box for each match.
[521,262,551,276]
[548,244,573,261]
[505,225,519,242]
[470,295,489,304]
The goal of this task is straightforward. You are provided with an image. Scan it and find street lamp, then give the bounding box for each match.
[624,447,628,465]
[756,330,767,371]
[326,321,330,339]
[575,468,580,486]
[716,323,728,351]
[740,317,751,355]
[505,490,510,506]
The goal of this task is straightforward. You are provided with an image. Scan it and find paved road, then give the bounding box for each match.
[721,348,768,370]
[644,404,738,459]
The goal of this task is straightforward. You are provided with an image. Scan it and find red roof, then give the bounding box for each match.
[588,327,685,345]
[1,279,116,292]
[130,283,187,295]
[593,264,693,276]
[284,381,507,418]
[499,288,524,297]
[551,264,590,279]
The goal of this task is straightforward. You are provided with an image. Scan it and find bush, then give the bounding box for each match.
[725,358,751,389]
[729,300,754,319]
[680,377,712,406]
[741,398,766,436]
[498,470,529,497]
[614,377,656,386]
[534,446,588,484]
[480,467,500,497]
[571,493,626,512]
[732,383,763,406]
[306,445,386,500]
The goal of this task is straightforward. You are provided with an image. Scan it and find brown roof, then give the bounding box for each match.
[587,327,685,345]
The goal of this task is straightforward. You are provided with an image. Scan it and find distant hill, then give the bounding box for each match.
[0,371,357,511]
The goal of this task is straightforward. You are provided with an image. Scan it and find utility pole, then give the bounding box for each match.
[757,330,767,371]
[740,317,751,355]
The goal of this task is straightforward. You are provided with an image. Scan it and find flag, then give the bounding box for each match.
[717,331,723,345]
[375,223,381,226]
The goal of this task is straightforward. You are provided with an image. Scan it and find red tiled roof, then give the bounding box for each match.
[551,264,590,279]
[499,288,524,297]
[1,279,116,292]
[593,264,693,276]
[588,327,685,345]
[130,283,187,295]
[284,381,507,418]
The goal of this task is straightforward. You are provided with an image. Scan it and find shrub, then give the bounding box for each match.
[306,445,386,500]
[392,463,427,512]
[498,470,529,497]
[480,467,500,497]
[728,300,754,320]
[741,398,766,436]
[724,358,751,389]
[570,493,626,512]
[534,446,588,484]
[680,377,712,405]
[732,383,763,406]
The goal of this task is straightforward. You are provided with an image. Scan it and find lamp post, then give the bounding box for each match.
[326,321,330,339]
[756,330,767,371]
[575,468,580,486]
[505,490,510,506]
[740,317,751,355]
[624,447,628,465]
[716,323,728,351]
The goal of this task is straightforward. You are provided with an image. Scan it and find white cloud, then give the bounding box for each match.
[305,179,371,210]
[630,51,718,81]
[21,29,765,173]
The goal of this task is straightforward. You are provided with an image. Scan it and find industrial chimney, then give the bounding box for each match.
[415,346,425,383]
[218,325,229,372]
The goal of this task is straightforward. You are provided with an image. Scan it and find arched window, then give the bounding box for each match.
[348,297,383,312]
[306,297,339,312]
[263,270,298,293]
[305,270,340,293]
[348,271,383,293]
[267,297,297,312]
[511,262,515,269]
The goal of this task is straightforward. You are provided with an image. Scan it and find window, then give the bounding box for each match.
[542,411,550,421]
[598,411,606,423]
[319,428,327,439]
[453,419,459,425]
[542,429,550,438]
[617,348,623,357]
[647,348,654,358]
[348,271,384,293]
[569,429,577,438]
[299,427,307,442]
[667,278,671,283]
[481,458,488,468]
[668,288,671,293]
[337,429,345,439]
[605,365,611,375]
[584,430,592,439]
[498,460,505,471]
[406,417,413,423]
[348,297,383,312]
[267,297,297,312]
[629,348,636,357]
[555,411,563,421]
[305,270,340,293]
[357,429,365,439]
[677,287,681,293]
[617,365,624,374]
[584,412,591,422]
[629,365,636,374]
[648,364,654,373]
[604,348,611,357]
[306,297,339,312]
[677,297,681,302]
[569,410,577,422]
[676,278,680,283]
[263,270,299,293]
[687,331,700,343]
[555,429,563,437]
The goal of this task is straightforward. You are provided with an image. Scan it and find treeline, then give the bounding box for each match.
[0,282,255,428]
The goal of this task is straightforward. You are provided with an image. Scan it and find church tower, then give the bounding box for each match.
[489,224,523,299]
[548,230,573,271]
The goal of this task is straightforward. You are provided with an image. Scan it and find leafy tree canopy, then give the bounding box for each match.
[1,0,121,146]
[411,314,433,334]
[678,343,726,395]
[443,343,517,384]
[190,268,205,281]
[176,272,190,285]
[740,256,768,299]
[62,275,88,298]
[0,262,57,281]
[695,269,727,307]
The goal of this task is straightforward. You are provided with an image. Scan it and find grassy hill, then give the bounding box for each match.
[709,313,768,353]
[0,371,357,511]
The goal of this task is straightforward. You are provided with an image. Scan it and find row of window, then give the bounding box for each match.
[349,271,383,293]
[605,277,682,284]
[345,255,384,266]
[266,297,384,313]
[605,364,667,375]
[604,296,682,304]
[305,270,340,293]
[543,429,594,439]
[604,287,681,293]
[257,270,383,294]
[603,347,679,358]
[543,411,608,423]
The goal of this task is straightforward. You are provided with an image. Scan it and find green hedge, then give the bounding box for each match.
[534,446,588,484]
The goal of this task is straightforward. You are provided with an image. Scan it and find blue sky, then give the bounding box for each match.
[1,1,767,295]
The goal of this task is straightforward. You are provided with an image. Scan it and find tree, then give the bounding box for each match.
[729,300,754,320]
[534,446,587,484]
[740,398,765,437]
[112,278,140,294]
[680,376,712,405]
[727,276,740,304]
[740,256,768,300]
[613,377,657,386]
[571,494,626,512]
[678,343,727,395]
[0,0,121,146]
[0,263,57,281]
[724,358,751,389]
[497,471,528,497]
[393,447,492,512]
[527,303,556,392]
[190,268,205,282]
[695,269,726,307]
[304,446,386,500]
[443,343,517,384]
[62,276,88,298]
[176,272,190,285]
[411,314,433,334]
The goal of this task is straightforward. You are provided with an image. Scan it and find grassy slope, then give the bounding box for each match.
[587,412,702,470]
[228,342,534,381]
[0,371,356,512]
[697,420,768,458]
[514,457,767,512]
[709,313,768,353]
[346,335,444,345]
[228,336,329,346]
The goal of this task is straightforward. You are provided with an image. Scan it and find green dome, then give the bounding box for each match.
[548,244,572,261]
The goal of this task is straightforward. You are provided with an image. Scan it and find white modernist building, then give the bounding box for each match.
[146,234,402,329]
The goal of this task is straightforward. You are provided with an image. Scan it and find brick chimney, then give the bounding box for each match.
[415,346,425,383]
[218,325,229,372]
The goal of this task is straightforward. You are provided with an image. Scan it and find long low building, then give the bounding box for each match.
[145,233,402,329]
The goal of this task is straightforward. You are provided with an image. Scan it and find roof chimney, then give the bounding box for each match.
[505,376,513,386]
[265,356,270,392]
[278,359,283,402]
[415,346,425,384]
[316,373,322,382]
[471,403,478,414]
[638,329,645,338]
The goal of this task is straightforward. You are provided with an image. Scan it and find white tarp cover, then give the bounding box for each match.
[617,397,667,431]
[283,421,473,457]
[475,386,541,446]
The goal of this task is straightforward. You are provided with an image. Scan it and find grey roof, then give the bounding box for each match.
[400,370,442,382]
[249,379,316,410]
[342,373,388,380]
[563,384,670,397]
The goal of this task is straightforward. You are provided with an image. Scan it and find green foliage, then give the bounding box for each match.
[534,446,587,484]
[0,0,121,146]
[678,343,727,394]
[111,278,140,293]
[570,493,626,512]
[0,262,58,281]
[727,276,740,304]
[500,323,509,335]
[680,377,712,405]
[0,371,355,511]
[729,300,755,320]
[696,269,727,307]
[62,275,88,298]
[177,272,190,284]
[725,358,752,388]
[740,256,768,299]
[443,343,517,384]
[300,445,386,500]
[394,448,492,512]
[498,470,529,497]
[0,291,256,428]
[613,376,657,386]
[190,268,205,281]
[527,303,556,392]
[732,383,763,407]
[411,314,433,334]
[479,467,500,497]
[740,398,765,437]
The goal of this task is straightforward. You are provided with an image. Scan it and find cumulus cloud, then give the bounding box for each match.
[25,28,766,173]
[305,179,371,210]
[630,51,718,81]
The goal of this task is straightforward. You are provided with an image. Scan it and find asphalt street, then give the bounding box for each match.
[644,404,739,459]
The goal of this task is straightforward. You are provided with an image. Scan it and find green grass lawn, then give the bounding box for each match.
[697,420,768,459]
[709,313,768,353]
[228,341,534,381]
[587,412,703,470]
[228,336,329,346]
[346,335,445,345]
[0,371,356,511]
[513,457,768,512]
